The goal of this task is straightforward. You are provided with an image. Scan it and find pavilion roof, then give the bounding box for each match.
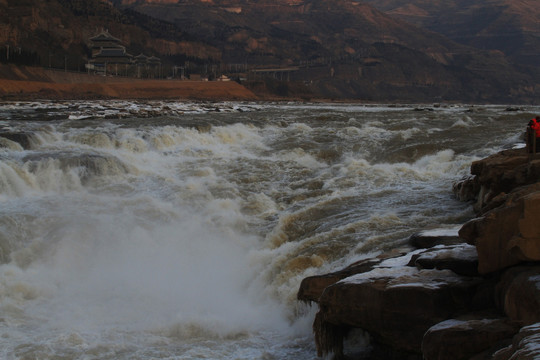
[90,30,122,43]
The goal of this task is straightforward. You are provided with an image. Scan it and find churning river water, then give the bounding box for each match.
[0,101,538,359]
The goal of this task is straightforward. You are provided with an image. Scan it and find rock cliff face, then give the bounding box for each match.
[298,148,540,359]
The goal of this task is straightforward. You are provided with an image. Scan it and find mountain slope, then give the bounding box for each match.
[115,0,465,65]
[0,0,219,71]
[112,0,539,102]
[1,0,538,102]
[361,0,540,68]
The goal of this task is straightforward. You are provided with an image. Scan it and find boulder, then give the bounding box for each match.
[408,226,465,249]
[509,193,540,261]
[408,244,479,276]
[299,147,540,360]
[496,266,540,326]
[453,174,480,202]
[297,257,381,303]
[461,148,540,214]
[460,186,540,274]
[492,323,540,360]
[297,249,411,303]
[422,317,519,360]
[469,149,529,186]
[298,273,349,305]
[315,265,484,355]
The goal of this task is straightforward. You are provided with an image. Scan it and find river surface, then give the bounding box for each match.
[0,101,537,359]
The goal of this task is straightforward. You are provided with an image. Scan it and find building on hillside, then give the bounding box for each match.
[87,29,132,75]
[89,30,124,57]
[134,53,148,65]
[147,56,161,78]
[134,53,161,78]
[86,30,164,78]
[147,56,161,66]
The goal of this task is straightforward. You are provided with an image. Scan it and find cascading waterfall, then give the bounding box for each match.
[0,101,536,359]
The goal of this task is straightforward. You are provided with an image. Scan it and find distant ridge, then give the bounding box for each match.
[0,0,538,102]
[361,0,540,69]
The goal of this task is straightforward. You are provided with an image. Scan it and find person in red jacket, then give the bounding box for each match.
[528,116,540,153]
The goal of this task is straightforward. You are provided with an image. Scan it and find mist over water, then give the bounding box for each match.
[0,101,537,359]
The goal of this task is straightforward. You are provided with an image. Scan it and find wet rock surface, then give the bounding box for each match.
[408,244,479,276]
[492,323,540,360]
[422,317,520,360]
[317,267,483,353]
[299,147,540,359]
[408,227,465,249]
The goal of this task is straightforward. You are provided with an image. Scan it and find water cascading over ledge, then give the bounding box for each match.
[299,148,540,360]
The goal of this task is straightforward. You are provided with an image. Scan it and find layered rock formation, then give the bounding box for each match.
[298,148,540,359]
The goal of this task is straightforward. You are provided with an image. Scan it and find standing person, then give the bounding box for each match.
[530,116,540,154]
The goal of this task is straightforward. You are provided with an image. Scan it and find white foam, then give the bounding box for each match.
[417,225,462,238]
[0,200,305,356]
[428,318,499,332]
[0,101,538,359]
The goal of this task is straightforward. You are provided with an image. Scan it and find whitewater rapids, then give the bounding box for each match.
[0,101,536,359]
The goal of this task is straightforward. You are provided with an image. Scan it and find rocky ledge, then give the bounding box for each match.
[298,148,540,359]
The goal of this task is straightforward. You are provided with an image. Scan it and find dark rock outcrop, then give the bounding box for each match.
[299,147,540,359]
[422,317,519,360]
[300,244,489,357]
[496,266,540,326]
[453,149,540,214]
[408,227,465,248]
[298,257,382,304]
[408,244,479,276]
[460,185,540,274]
[316,267,483,354]
[298,250,412,303]
[492,323,540,360]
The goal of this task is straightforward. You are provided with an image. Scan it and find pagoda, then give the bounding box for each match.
[88,30,132,74]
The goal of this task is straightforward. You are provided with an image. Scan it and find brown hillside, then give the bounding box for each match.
[113,0,539,102]
[0,0,220,70]
[1,0,538,102]
[361,0,540,68]
[0,65,257,100]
